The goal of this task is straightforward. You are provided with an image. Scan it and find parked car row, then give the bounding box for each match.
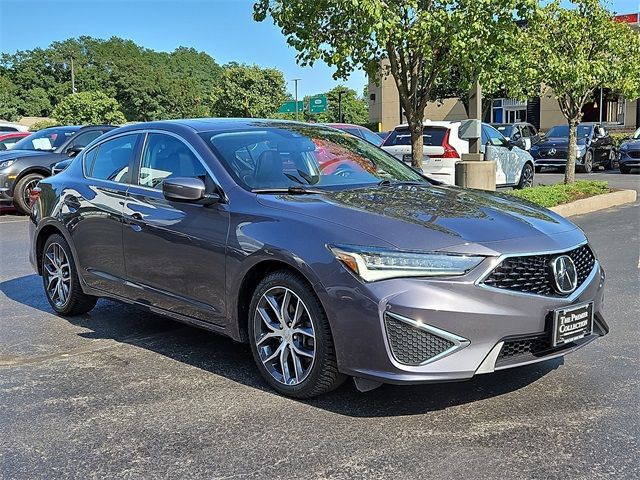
[618,127,640,174]
[381,121,535,189]
[0,124,115,213]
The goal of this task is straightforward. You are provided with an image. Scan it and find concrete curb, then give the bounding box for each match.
[550,189,637,217]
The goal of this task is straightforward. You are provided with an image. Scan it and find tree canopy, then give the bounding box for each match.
[507,0,640,183]
[52,91,127,125]
[255,0,535,168]
[0,36,293,123]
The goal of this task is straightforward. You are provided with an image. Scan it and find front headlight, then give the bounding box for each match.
[0,159,16,169]
[329,245,484,282]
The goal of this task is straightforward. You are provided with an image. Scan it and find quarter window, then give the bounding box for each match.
[85,134,137,183]
[139,133,207,189]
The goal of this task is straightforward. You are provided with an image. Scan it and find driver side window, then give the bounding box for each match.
[139,133,207,189]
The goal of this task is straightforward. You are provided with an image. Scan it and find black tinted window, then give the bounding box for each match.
[383,127,447,146]
[139,133,206,189]
[70,130,104,149]
[86,135,137,183]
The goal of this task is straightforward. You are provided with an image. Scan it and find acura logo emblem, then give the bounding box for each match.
[551,255,578,294]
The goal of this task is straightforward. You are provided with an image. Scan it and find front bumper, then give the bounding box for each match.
[0,172,16,206]
[533,152,586,168]
[323,243,607,385]
[618,151,640,167]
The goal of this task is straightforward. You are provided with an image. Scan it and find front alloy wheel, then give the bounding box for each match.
[248,271,345,398]
[516,163,534,189]
[578,151,593,173]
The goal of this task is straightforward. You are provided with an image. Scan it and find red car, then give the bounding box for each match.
[0,132,31,151]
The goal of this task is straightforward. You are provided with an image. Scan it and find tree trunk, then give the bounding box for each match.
[564,119,579,184]
[409,116,424,169]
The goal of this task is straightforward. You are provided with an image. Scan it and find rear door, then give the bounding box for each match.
[122,131,229,325]
[482,124,516,185]
[70,133,142,297]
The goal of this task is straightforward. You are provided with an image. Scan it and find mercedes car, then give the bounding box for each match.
[530,123,616,173]
[29,119,608,398]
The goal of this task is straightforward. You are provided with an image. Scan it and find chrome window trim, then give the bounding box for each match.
[474,241,599,300]
[383,311,470,367]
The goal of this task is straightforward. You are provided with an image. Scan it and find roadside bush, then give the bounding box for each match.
[507,180,610,208]
[29,119,60,131]
[52,91,126,126]
[610,132,631,149]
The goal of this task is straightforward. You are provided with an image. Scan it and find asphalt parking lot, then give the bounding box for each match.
[1,179,639,479]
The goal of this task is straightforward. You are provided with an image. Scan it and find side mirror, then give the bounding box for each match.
[51,159,73,175]
[67,145,84,157]
[162,177,220,205]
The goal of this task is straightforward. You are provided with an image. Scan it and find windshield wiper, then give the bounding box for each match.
[252,186,324,195]
[377,179,425,187]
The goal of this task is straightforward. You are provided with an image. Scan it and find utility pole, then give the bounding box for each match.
[338,90,346,123]
[70,57,76,94]
[293,78,301,121]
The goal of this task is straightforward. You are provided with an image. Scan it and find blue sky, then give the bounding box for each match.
[0,0,638,99]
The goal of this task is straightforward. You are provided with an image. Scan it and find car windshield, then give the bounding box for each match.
[200,124,427,191]
[546,125,593,138]
[633,128,640,140]
[11,127,78,152]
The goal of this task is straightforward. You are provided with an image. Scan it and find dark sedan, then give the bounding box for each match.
[29,119,607,398]
[530,123,616,173]
[0,125,114,213]
[618,127,640,174]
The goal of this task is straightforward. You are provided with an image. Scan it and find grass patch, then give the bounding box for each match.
[507,180,610,208]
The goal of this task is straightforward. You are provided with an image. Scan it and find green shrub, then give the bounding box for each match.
[610,132,630,149]
[29,119,60,131]
[507,181,610,208]
[52,91,126,126]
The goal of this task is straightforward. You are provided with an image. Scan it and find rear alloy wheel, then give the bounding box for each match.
[13,173,44,215]
[577,151,593,173]
[516,163,534,189]
[42,234,97,316]
[248,271,345,398]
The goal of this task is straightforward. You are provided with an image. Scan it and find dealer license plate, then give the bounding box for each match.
[552,302,593,347]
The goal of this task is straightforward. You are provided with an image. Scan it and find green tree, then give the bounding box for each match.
[508,0,640,183]
[52,91,126,125]
[0,76,21,121]
[255,0,534,168]
[19,87,52,117]
[213,63,287,118]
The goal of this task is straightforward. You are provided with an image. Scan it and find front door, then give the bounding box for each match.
[122,132,229,326]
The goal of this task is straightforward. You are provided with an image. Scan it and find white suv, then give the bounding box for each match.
[381,121,534,188]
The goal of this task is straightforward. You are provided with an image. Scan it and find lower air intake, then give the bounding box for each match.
[384,314,455,366]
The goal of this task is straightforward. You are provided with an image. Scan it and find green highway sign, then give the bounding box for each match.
[308,95,328,114]
[278,100,304,113]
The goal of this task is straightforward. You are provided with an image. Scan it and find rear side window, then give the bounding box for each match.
[69,130,105,149]
[383,127,447,147]
[361,129,383,146]
[85,134,138,183]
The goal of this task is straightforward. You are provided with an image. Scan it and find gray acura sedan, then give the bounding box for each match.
[29,119,608,398]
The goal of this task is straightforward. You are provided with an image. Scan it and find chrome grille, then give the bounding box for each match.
[482,245,595,296]
[384,315,455,366]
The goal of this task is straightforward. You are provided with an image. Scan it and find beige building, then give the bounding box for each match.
[369,12,640,133]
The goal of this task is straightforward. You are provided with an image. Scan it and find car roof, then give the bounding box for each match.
[394,120,462,130]
[324,123,363,129]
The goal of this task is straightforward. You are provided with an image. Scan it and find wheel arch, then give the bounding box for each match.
[34,221,80,277]
[10,167,51,196]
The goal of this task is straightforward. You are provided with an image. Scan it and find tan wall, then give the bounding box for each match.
[425,99,468,122]
[625,100,637,129]
[539,95,567,131]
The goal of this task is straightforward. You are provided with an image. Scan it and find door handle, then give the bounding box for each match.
[63,195,81,212]
[125,212,144,231]
[131,212,143,221]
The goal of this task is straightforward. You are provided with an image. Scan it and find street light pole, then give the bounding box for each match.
[293,78,301,121]
[70,57,76,94]
[338,90,346,123]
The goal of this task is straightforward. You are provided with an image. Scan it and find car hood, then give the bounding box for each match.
[535,137,588,148]
[621,139,640,150]
[0,149,57,161]
[257,185,582,254]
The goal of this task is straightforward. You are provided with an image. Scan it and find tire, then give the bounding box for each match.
[248,270,346,398]
[13,173,44,215]
[620,164,630,174]
[515,163,534,189]
[577,151,593,173]
[42,234,98,316]
[603,150,615,170]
